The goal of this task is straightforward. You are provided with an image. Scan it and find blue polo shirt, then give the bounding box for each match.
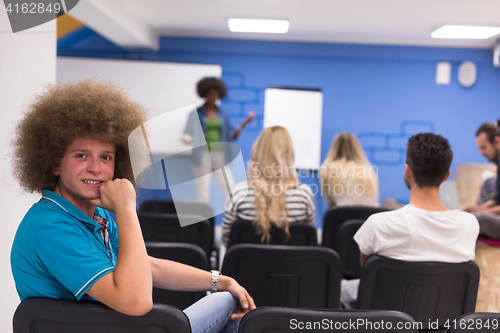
[11,190,118,301]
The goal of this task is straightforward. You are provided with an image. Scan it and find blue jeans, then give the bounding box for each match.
[184,292,240,333]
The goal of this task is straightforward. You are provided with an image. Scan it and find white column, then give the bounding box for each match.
[0,6,56,332]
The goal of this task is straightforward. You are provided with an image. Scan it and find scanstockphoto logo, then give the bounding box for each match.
[4,0,79,33]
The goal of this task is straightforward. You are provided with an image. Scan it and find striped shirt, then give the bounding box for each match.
[222,182,316,246]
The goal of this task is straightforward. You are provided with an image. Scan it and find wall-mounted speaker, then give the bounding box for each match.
[458,61,476,87]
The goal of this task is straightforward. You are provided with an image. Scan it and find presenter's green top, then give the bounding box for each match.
[204,118,223,152]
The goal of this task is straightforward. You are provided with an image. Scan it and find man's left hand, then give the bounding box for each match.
[218,276,256,320]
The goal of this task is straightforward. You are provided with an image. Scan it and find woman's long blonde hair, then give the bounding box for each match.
[248,126,297,244]
[320,132,378,200]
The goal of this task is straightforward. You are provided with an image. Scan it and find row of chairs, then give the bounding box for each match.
[137,200,481,331]
[146,242,480,331]
[138,200,385,249]
[14,298,495,333]
[138,199,386,276]
[144,242,340,310]
[139,213,368,278]
[229,218,371,278]
[13,201,482,332]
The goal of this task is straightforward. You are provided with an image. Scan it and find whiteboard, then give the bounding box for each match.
[264,88,323,170]
[57,57,221,156]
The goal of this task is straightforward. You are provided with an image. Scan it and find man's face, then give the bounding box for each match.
[476,133,500,162]
[52,138,115,211]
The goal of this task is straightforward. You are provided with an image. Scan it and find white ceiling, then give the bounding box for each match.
[70,0,500,50]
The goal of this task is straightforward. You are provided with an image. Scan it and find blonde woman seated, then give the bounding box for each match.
[320,133,379,207]
[222,126,316,246]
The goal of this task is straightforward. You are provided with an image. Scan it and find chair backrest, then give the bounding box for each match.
[146,242,208,309]
[321,206,388,251]
[139,199,214,226]
[227,219,318,248]
[138,212,212,258]
[445,312,500,333]
[13,298,191,333]
[338,219,364,278]
[139,199,215,246]
[221,244,342,308]
[357,255,480,330]
[239,307,419,333]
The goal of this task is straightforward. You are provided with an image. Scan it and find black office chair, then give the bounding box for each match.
[138,200,218,269]
[321,206,388,252]
[227,218,318,248]
[13,298,191,333]
[146,242,208,310]
[139,199,215,231]
[338,219,365,279]
[138,212,212,259]
[357,255,480,330]
[239,306,419,333]
[445,312,500,333]
[221,244,342,308]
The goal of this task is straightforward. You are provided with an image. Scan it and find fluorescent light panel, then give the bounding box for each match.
[431,25,500,39]
[228,18,289,33]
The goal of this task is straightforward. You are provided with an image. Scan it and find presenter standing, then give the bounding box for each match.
[182,77,255,202]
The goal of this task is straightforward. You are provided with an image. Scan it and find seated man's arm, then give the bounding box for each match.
[465,199,497,213]
[360,252,369,267]
[149,256,256,320]
[86,179,153,316]
[354,215,382,268]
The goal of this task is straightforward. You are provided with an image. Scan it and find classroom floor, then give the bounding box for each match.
[475,242,500,312]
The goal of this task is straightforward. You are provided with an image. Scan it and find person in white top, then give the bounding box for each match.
[341,133,479,308]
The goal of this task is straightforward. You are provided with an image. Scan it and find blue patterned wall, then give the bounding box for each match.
[58,29,500,226]
[359,120,435,166]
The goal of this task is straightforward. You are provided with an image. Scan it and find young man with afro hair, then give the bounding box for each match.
[10,79,254,333]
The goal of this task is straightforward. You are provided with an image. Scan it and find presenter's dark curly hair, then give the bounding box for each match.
[406,133,453,188]
[196,77,227,98]
[12,79,148,193]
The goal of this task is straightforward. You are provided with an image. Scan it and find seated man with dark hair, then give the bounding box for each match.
[10,80,255,333]
[465,121,500,240]
[341,133,479,308]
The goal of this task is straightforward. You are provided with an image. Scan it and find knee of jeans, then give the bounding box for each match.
[475,212,486,219]
[476,212,493,224]
[215,291,237,313]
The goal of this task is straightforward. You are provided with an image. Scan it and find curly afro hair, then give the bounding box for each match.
[196,77,227,99]
[12,79,148,193]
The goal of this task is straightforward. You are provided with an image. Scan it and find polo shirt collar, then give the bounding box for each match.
[41,190,102,231]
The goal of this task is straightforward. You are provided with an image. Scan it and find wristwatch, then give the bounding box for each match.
[211,270,220,293]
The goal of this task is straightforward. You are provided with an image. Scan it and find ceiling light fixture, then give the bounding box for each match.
[228,18,289,33]
[431,25,500,39]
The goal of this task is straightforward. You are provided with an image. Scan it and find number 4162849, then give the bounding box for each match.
[443,318,498,330]
[5,2,62,14]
